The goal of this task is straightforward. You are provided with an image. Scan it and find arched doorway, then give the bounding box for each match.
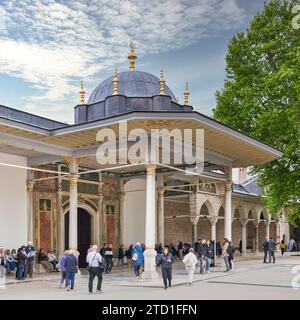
[65,208,91,267]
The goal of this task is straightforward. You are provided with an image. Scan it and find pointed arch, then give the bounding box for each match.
[199,199,214,217]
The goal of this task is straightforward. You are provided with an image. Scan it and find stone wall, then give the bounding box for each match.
[164,196,191,244]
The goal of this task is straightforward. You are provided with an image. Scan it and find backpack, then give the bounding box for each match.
[132,250,138,262]
[227,245,234,256]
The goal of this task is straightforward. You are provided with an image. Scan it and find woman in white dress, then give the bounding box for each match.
[183,248,198,286]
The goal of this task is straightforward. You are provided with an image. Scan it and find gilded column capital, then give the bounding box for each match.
[69,174,78,187]
[146,164,157,176]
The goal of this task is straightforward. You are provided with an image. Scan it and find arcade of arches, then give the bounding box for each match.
[30,164,289,271]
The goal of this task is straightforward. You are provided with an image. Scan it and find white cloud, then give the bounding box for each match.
[0,0,245,122]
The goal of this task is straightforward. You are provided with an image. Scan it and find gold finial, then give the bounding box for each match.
[79,80,85,104]
[184,82,190,105]
[128,42,137,72]
[159,70,165,95]
[113,68,119,95]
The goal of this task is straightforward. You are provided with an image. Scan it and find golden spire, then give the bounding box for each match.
[79,80,85,104]
[159,70,165,95]
[113,68,119,95]
[184,82,190,105]
[128,42,137,72]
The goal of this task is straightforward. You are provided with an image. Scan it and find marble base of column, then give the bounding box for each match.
[142,249,159,280]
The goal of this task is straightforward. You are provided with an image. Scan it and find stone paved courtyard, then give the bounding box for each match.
[1,253,300,300]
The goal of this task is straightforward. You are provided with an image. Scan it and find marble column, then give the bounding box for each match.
[241,218,248,256]
[119,180,126,247]
[142,164,159,280]
[57,166,64,255]
[209,216,218,242]
[266,221,270,239]
[157,187,165,245]
[69,159,78,250]
[98,173,105,245]
[254,219,259,255]
[224,181,232,241]
[26,180,35,242]
[275,222,280,251]
[191,217,199,245]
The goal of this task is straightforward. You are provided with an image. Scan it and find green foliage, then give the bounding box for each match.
[213,0,300,221]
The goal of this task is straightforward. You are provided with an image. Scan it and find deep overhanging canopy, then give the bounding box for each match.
[0,110,282,169]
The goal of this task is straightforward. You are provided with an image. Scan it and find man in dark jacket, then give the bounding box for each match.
[263,237,270,263]
[63,250,78,291]
[206,240,214,272]
[157,246,174,289]
[25,241,36,278]
[197,239,207,274]
[269,237,278,263]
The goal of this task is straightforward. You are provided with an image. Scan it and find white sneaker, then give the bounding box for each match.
[96,290,103,294]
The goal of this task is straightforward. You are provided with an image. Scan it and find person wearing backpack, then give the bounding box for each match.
[227,241,235,269]
[132,242,143,279]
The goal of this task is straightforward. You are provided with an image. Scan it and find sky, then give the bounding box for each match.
[0,0,267,124]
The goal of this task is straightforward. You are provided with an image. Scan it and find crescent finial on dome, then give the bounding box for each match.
[128,42,137,72]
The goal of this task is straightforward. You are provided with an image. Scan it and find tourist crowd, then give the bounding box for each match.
[0,237,298,293]
[0,242,59,280]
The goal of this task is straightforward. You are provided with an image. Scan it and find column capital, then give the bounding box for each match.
[190,216,199,225]
[146,163,157,176]
[157,187,166,196]
[209,215,218,226]
[224,181,232,192]
[69,174,79,187]
[27,180,35,192]
[119,191,126,200]
[253,219,260,228]
[241,218,248,226]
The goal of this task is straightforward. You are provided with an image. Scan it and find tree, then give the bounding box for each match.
[213,0,300,222]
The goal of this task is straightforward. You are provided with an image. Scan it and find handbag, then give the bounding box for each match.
[87,252,97,272]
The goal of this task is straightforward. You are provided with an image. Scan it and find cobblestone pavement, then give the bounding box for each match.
[1,253,299,300]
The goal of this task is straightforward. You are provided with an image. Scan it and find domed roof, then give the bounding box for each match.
[88,71,176,104]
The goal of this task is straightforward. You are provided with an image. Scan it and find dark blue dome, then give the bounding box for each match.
[88,71,176,104]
